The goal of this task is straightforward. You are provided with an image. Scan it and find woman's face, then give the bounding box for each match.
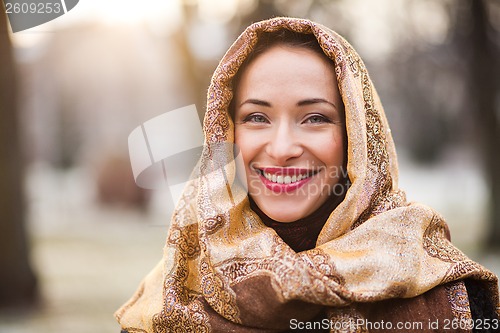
[234,45,345,222]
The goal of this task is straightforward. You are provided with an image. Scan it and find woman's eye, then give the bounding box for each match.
[244,114,268,123]
[304,114,331,124]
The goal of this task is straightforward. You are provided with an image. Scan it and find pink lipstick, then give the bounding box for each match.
[257,167,317,193]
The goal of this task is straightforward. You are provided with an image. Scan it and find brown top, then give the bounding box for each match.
[250,194,342,252]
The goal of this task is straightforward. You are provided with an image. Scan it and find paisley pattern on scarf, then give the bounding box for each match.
[424,215,468,263]
[199,256,241,323]
[423,214,497,285]
[445,281,473,329]
[115,17,499,332]
[152,226,210,332]
[327,307,368,333]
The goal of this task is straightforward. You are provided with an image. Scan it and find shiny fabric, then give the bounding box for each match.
[115,17,499,332]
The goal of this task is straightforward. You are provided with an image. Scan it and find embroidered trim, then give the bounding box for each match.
[153,223,211,332]
[199,256,241,323]
[445,281,473,330]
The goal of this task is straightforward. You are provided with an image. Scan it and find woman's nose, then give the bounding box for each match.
[265,123,303,164]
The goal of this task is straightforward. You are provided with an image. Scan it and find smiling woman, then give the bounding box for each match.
[233,33,346,224]
[115,17,499,332]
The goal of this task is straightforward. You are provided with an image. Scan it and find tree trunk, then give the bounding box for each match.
[465,0,500,251]
[0,9,38,307]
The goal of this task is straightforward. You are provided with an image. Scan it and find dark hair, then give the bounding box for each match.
[241,29,330,69]
[229,29,334,117]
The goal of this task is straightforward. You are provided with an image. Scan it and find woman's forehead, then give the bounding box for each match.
[234,45,339,102]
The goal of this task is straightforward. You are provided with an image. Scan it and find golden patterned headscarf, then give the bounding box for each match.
[115,17,499,332]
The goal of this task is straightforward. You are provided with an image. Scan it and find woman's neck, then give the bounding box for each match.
[250,193,343,252]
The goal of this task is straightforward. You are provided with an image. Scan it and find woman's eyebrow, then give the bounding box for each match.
[297,98,337,109]
[239,98,337,109]
[239,99,272,107]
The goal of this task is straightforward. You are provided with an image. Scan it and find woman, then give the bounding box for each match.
[116,17,499,332]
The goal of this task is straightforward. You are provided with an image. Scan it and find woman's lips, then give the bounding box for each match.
[255,167,318,193]
[260,167,311,177]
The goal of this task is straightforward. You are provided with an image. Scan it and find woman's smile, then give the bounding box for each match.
[255,167,318,193]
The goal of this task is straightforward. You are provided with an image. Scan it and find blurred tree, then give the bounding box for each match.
[459,0,500,250]
[175,0,285,119]
[0,9,38,306]
[238,0,284,27]
[174,2,209,120]
[383,0,500,251]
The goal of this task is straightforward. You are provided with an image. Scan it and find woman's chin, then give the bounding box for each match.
[255,202,313,223]
[249,190,318,222]
[265,213,303,223]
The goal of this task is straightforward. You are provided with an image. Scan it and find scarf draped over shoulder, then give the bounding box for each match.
[115,17,499,332]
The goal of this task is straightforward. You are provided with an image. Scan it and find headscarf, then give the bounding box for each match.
[115,17,499,332]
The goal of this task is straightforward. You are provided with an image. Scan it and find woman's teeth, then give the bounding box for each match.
[263,172,310,184]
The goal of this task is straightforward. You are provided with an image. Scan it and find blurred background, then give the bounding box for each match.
[1,0,499,332]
